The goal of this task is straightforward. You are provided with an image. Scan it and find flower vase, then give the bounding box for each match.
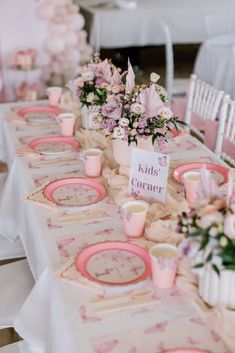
[112,137,154,177]
[80,105,99,130]
[198,265,235,309]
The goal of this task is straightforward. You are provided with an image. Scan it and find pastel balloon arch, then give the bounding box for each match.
[37,0,93,86]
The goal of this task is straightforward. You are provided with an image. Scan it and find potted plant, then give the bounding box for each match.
[177,167,235,308]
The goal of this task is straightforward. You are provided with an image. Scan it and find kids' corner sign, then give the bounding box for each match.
[128,148,170,203]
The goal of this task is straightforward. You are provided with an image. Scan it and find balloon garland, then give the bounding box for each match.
[37,0,93,87]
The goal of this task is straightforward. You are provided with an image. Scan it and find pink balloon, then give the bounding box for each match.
[49,23,67,35]
[65,32,78,47]
[69,14,85,31]
[45,36,65,55]
[37,3,55,21]
[67,49,81,63]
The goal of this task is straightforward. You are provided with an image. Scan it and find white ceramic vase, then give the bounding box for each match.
[112,137,154,176]
[198,265,235,309]
[80,105,99,130]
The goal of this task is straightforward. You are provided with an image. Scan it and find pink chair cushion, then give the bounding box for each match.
[222,139,235,161]
[172,96,219,151]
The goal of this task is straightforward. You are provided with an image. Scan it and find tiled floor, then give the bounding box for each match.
[0,44,199,349]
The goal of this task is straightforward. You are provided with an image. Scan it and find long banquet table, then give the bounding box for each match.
[76,0,235,51]
[0,101,231,353]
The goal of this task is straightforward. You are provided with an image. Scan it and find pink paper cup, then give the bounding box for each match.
[149,243,178,289]
[58,113,76,137]
[46,87,62,107]
[83,148,103,178]
[122,200,149,238]
[182,171,201,204]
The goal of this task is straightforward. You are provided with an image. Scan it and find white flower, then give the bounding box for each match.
[113,126,125,139]
[81,70,94,81]
[106,95,116,103]
[150,72,160,83]
[119,118,129,127]
[130,129,137,136]
[156,85,168,99]
[130,103,145,115]
[158,106,173,119]
[86,92,95,103]
[133,122,139,128]
[209,226,218,237]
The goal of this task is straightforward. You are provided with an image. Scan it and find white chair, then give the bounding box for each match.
[215,95,235,166]
[0,259,34,329]
[194,14,235,98]
[157,20,188,102]
[0,173,34,348]
[184,74,224,146]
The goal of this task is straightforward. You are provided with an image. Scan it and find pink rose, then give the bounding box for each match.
[157,106,173,119]
[74,77,84,88]
[130,103,145,115]
[224,214,235,239]
[102,101,122,120]
[199,212,223,229]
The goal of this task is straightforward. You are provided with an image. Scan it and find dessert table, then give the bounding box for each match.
[76,0,235,51]
[0,101,232,353]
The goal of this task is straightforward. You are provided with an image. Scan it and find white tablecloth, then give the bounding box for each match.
[194,33,235,99]
[76,0,235,50]
[0,101,230,353]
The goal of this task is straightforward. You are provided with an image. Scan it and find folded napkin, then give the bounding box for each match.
[145,191,189,244]
[5,110,26,124]
[25,180,58,210]
[56,256,104,294]
[16,145,41,158]
[56,248,153,296]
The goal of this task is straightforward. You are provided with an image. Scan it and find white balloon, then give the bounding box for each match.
[37,3,55,21]
[49,23,67,35]
[67,49,81,63]
[45,36,65,55]
[69,14,85,31]
[65,32,78,47]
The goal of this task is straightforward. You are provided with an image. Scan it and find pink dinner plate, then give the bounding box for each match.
[17,106,59,123]
[163,350,211,353]
[28,136,79,155]
[43,177,106,207]
[76,241,152,286]
[173,162,228,185]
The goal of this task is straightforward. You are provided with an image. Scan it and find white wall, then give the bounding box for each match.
[0,0,47,101]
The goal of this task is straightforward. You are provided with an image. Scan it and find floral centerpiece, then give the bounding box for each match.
[95,60,185,146]
[177,167,235,308]
[68,53,119,129]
